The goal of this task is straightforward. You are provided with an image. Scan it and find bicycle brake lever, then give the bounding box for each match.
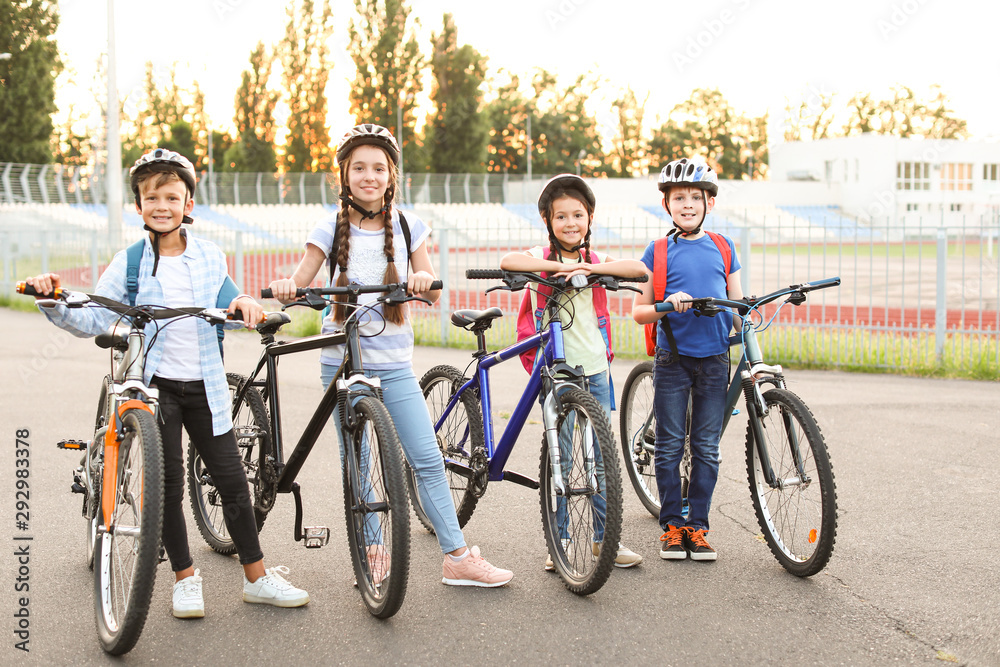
[284,293,329,311]
[787,292,807,306]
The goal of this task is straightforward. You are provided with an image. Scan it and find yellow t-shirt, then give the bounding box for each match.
[526,247,609,376]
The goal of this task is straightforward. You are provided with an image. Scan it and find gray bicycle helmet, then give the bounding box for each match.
[657,158,719,197]
[336,124,400,166]
[129,148,197,202]
[537,173,596,216]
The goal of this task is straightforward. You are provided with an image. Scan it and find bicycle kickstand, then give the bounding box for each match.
[291,482,330,548]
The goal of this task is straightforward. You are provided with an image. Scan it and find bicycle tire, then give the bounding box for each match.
[93,408,163,655]
[342,396,410,618]
[618,362,692,518]
[187,373,269,554]
[86,375,113,570]
[540,388,622,595]
[619,362,659,516]
[746,388,837,577]
[415,365,485,532]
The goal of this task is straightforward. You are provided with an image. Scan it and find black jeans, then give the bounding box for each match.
[152,376,264,570]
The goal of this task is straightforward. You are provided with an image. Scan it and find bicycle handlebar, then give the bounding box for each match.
[653,277,841,315]
[465,269,647,293]
[17,282,264,324]
[261,280,443,311]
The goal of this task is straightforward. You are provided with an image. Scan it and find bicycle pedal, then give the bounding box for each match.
[70,481,86,494]
[302,526,330,548]
[58,439,88,450]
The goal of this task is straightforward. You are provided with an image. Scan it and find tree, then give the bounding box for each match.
[347,0,424,166]
[842,84,968,139]
[782,85,836,142]
[608,86,648,177]
[646,88,767,180]
[227,41,279,172]
[0,0,62,163]
[277,0,334,172]
[484,69,604,175]
[426,13,488,173]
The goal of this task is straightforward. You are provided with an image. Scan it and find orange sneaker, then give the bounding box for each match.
[442,546,513,587]
[682,527,717,561]
[659,525,687,560]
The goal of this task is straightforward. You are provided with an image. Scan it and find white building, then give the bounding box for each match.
[769,134,1000,225]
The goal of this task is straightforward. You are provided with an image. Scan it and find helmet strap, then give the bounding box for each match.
[142,220,188,276]
[664,202,707,243]
[340,194,389,221]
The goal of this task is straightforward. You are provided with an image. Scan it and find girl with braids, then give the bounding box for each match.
[268,124,512,587]
[501,174,647,571]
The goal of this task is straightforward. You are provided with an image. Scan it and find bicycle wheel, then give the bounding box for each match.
[94,407,164,655]
[342,396,410,618]
[540,388,622,595]
[188,373,269,554]
[746,388,837,577]
[414,365,485,532]
[619,362,659,516]
[619,362,691,518]
[86,375,113,570]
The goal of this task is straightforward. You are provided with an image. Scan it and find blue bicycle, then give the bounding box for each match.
[413,269,644,594]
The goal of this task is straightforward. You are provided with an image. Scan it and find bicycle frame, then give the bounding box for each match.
[435,297,590,490]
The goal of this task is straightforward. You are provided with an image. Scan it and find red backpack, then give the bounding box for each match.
[645,231,732,356]
[516,253,613,374]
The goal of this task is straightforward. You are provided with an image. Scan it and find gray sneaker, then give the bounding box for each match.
[172,569,205,618]
[243,566,310,607]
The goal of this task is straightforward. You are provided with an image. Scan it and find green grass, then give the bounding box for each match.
[411,314,999,381]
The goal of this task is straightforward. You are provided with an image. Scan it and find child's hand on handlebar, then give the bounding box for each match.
[666,291,693,314]
[266,278,299,304]
[552,265,592,280]
[24,273,61,300]
[407,270,437,296]
[229,295,264,328]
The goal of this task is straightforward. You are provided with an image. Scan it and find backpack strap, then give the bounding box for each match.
[706,230,733,275]
[651,238,680,357]
[125,239,145,307]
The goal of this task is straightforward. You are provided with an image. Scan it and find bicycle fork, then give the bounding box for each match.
[541,377,599,502]
[742,370,810,490]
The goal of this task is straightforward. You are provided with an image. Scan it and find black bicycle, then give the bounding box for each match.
[189,281,437,617]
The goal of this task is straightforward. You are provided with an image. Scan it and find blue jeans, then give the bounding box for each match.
[652,348,729,531]
[544,371,611,543]
[321,364,466,554]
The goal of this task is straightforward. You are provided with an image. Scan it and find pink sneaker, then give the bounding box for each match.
[441,546,513,587]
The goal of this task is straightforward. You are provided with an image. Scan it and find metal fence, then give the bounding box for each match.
[1,202,997,376]
[0,161,561,207]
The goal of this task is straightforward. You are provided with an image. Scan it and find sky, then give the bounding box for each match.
[53,0,1000,145]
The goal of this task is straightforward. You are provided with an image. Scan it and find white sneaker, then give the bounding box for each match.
[592,541,644,568]
[172,569,204,619]
[543,538,572,572]
[243,566,310,607]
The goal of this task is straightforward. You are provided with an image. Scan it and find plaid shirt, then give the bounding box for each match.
[41,231,238,435]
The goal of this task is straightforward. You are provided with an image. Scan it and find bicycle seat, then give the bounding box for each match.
[451,307,503,330]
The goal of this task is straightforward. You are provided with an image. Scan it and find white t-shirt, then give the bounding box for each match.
[525,247,609,376]
[153,254,203,380]
[305,209,431,369]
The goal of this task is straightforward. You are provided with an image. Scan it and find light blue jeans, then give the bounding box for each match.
[544,370,611,543]
[321,363,466,554]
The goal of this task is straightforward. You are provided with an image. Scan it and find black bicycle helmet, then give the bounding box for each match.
[336,124,400,166]
[537,174,596,216]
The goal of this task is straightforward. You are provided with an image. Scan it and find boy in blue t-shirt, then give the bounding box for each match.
[632,158,743,562]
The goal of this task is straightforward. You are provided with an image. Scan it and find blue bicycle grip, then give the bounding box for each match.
[654,301,677,313]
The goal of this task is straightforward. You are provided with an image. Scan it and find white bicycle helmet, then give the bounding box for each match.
[336,124,400,166]
[657,158,719,197]
[129,148,197,201]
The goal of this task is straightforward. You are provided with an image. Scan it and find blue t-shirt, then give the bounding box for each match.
[640,234,741,357]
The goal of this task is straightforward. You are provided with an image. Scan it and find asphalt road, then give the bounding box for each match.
[1,307,998,666]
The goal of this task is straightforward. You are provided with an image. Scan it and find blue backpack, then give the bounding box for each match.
[125,239,239,358]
